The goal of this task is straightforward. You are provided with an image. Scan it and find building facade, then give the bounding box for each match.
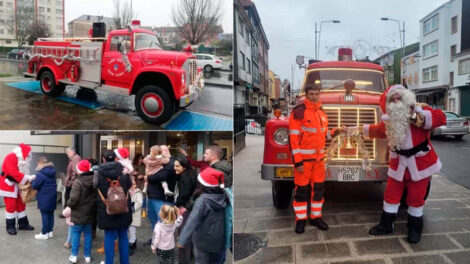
[67,15,115,38]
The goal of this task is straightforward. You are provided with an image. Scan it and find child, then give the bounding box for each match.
[144,145,173,196]
[151,205,183,264]
[31,156,57,240]
[67,160,97,264]
[114,147,134,175]
[128,176,143,256]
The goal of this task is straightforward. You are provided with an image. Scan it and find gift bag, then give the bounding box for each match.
[18,183,37,203]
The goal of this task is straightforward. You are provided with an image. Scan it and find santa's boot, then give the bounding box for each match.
[407,214,423,244]
[295,220,306,234]
[6,218,17,235]
[17,216,34,230]
[369,211,395,235]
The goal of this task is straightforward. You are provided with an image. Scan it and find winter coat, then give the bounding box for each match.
[118,158,134,175]
[178,192,227,253]
[130,188,143,227]
[95,162,132,230]
[147,157,176,202]
[224,187,233,249]
[133,163,146,190]
[65,154,81,187]
[151,215,183,251]
[143,155,163,176]
[67,171,97,225]
[175,168,197,210]
[187,157,233,188]
[31,163,57,212]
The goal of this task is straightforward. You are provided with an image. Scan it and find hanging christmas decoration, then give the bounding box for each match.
[326,128,372,172]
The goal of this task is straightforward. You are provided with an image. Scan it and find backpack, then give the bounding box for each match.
[97,176,129,215]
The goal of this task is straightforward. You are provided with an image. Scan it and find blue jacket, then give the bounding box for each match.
[32,163,57,212]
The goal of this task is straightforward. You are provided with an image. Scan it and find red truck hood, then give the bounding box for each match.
[137,49,195,67]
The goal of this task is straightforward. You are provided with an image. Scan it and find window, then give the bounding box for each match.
[7,2,12,8]
[423,40,438,59]
[0,1,3,6]
[450,71,454,86]
[458,58,470,75]
[39,7,45,13]
[0,19,3,25]
[109,35,131,52]
[47,8,50,12]
[414,73,418,85]
[238,16,243,37]
[240,51,245,71]
[245,27,249,44]
[56,25,63,30]
[7,29,12,35]
[450,45,457,61]
[247,58,251,74]
[6,40,11,44]
[47,16,51,21]
[56,0,62,6]
[0,29,3,34]
[423,65,438,82]
[47,0,51,4]
[56,17,62,23]
[39,0,45,4]
[56,9,62,14]
[423,14,439,35]
[451,16,458,34]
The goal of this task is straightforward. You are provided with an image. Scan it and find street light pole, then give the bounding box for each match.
[315,20,340,60]
[315,23,318,60]
[381,17,406,85]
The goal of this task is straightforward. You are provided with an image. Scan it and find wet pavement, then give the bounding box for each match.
[234,135,470,264]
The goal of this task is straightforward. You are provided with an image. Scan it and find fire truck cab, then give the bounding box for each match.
[24,21,203,125]
[262,48,390,209]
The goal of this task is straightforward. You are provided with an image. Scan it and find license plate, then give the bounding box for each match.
[338,167,360,181]
[448,122,460,127]
[275,167,293,178]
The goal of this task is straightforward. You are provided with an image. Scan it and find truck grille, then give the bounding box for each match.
[324,107,377,160]
[189,59,198,85]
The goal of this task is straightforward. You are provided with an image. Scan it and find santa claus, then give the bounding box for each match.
[0,143,36,235]
[356,84,446,243]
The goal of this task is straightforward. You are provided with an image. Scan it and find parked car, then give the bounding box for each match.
[432,111,469,139]
[8,49,29,60]
[195,53,223,72]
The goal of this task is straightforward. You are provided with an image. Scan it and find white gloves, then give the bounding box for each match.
[28,175,36,181]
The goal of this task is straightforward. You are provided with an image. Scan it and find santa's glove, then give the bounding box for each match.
[28,175,36,181]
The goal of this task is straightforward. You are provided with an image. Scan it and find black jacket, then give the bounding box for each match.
[95,162,132,230]
[147,157,176,202]
[175,168,197,210]
[212,160,232,188]
[67,171,97,225]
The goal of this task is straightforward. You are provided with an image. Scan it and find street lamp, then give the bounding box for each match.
[381,17,405,84]
[315,20,341,60]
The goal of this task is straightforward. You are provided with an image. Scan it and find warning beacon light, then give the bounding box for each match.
[338,48,353,61]
[131,20,141,29]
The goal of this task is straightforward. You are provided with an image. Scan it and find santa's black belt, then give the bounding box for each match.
[393,140,429,158]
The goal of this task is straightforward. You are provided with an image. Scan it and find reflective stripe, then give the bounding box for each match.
[301,126,317,133]
[293,205,307,211]
[292,149,301,155]
[311,203,323,208]
[290,129,300,135]
[296,213,307,219]
[300,149,316,154]
[311,211,322,216]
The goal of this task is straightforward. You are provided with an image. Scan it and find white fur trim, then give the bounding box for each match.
[13,147,23,161]
[197,173,218,187]
[0,185,18,198]
[423,110,433,130]
[388,85,406,95]
[381,114,390,121]
[114,149,123,160]
[76,167,84,175]
[414,106,423,114]
[220,183,225,189]
[407,206,424,217]
[19,175,28,185]
[5,211,17,219]
[4,178,15,186]
[17,210,26,218]
[383,201,400,213]
[363,125,370,138]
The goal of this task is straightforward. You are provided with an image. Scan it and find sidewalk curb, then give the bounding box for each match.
[205,81,233,89]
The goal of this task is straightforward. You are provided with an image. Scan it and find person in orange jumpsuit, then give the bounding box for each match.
[289,85,342,234]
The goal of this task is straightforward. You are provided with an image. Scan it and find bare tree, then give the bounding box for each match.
[28,21,51,45]
[172,0,223,45]
[113,0,135,29]
[7,0,34,48]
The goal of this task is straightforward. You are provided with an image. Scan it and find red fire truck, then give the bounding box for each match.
[262,48,390,208]
[24,21,203,124]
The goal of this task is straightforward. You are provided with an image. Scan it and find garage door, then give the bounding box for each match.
[461,86,470,117]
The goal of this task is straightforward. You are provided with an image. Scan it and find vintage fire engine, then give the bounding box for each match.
[24,21,203,124]
[262,48,390,208]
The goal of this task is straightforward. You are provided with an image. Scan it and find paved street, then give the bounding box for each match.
[187,82,233,118]
[234,135,470,264]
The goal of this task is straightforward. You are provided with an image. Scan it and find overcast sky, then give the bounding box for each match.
[65,0,232,33]
[252,0,449,91]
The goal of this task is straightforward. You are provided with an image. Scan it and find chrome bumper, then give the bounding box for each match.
[433,126,469,136]
[180,72,204,107]
[261,163,389,181]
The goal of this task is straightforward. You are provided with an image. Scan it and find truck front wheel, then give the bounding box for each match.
[39,71,65,96]
[135,85,175,124]
[272,181,294,209]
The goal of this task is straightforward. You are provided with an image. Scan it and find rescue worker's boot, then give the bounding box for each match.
[369,211,395,235]
[17,216,34,231]
[295,220,306,234]
[407,214,423,244]
[6,218,17,235]
[310,218,329,231]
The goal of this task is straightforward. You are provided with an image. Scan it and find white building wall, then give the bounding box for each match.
[235,10,252,85]
[402,51,420,91]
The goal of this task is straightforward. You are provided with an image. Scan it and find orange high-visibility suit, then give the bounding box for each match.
[289,99,337,221]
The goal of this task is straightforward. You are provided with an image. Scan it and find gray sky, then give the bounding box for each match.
[65,0,232,33]
[253,0,449,91]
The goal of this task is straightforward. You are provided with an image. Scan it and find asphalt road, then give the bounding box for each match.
[186,83,233,117]
[432,134,470,189]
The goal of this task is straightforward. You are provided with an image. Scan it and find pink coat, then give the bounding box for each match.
[364,106,446,182]
[143,155,163,176]
[151,215,183,250]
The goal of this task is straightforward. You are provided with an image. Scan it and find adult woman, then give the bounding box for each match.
[174,157,197,264]
[132,154,146,216]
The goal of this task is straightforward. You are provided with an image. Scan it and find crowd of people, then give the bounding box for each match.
[1,143,233,264]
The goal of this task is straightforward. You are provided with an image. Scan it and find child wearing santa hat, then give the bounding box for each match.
[114,147,134,175]
[177,167,227,262]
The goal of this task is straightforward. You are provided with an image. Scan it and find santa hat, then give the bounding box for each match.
[14,143,32,161]
[197,167,225,189]
[76,160,91,175]
[114,148,130,160]
[379,85,407,121]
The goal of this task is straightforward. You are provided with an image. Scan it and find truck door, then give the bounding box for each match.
[101,34,134,87]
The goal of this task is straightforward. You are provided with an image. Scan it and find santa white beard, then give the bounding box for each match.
[18,156,31,175]
[385,92,416,150]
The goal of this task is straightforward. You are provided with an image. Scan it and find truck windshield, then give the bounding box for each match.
[303,68,385,92]
[134,33,162,51]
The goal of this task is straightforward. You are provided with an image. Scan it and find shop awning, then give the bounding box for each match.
[413,86,447,95]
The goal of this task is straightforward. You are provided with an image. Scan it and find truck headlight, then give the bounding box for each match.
[274,128,289,145]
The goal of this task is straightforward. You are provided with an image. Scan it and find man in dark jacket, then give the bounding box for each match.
[95,150,132,264]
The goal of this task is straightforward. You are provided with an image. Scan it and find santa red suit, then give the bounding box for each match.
[0,143,35,235]
[363,85,446,243]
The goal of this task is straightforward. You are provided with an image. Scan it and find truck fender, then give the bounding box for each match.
[36,65,63,85]
[130,69,180,99]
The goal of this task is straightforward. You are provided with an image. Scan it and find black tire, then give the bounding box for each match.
[39,70,66,96]
[204,64,213,72]
[455,135,464,140]
[134,85,175,125]
[272,181,294,209]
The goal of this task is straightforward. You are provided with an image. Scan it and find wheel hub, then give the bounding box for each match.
[141,93,164,118]
[144,97,159,114]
